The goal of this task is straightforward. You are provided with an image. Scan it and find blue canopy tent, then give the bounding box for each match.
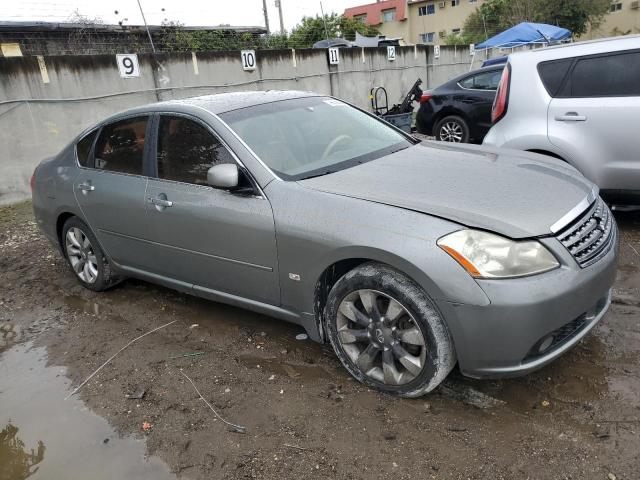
[475,22,572,50]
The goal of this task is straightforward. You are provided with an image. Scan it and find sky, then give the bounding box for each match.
[0,0,367,32]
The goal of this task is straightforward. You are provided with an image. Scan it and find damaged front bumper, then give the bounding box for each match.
[439,234,618,379]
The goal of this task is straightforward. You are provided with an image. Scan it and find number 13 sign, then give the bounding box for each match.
[116,54,140,78]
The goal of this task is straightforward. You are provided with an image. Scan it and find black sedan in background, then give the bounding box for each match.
[416,66,503,143]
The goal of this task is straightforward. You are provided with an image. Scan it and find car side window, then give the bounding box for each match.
[537,58,573,97]
[76,129,98,167]
[157,116,235,185]
[567,50,640,97]
[94,116,148,175]
[459,71,502,90]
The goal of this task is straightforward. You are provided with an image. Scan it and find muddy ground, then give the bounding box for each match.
[1,201,639,480]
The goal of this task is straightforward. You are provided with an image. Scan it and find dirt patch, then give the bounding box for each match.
[1,201,639,479]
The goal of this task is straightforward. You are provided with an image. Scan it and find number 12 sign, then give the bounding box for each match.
[116,54,140,78]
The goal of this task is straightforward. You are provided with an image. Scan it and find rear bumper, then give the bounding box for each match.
[440,233,618,379]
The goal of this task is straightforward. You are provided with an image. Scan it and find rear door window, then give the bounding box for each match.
[561,50,640,97]
[459,70,502,90]
[537,58,573,97]
[156,115,235,185]
[76,129,98,167]
[94,116,148,175]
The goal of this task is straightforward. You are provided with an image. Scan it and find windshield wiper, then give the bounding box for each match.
[300,170,336,180]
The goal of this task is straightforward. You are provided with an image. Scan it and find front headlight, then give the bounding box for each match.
[437,229,559,279]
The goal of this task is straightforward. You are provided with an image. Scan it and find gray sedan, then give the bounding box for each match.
[32,91,618,397]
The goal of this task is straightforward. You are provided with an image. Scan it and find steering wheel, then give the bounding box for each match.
[321,135,352,162]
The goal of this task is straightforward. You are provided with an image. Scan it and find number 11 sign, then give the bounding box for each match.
[116,54,140,78]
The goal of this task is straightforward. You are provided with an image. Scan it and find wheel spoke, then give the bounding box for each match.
[338,328,370,344]
[66,244,81,258]
[398,327,425,346]
[82,234,91,249]
[339,301,370,327]
[355,344,379,374]
[72,258,84,273]
[358,290,381,321]
[82,262,92,281]
[87,261,98,280]
[87,254,97,265]
[385,298,405,323]
[392,343,423,377]
[67,229,81,248]
[382,349,402,385]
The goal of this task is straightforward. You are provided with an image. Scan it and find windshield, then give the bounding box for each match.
[219,96,413,180]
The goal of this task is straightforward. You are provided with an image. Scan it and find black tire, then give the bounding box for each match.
[434,115,470,143]
[325,262,456,397]
[61,217,120,292]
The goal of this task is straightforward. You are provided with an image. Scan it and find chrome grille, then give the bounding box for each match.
[556,198,616,268]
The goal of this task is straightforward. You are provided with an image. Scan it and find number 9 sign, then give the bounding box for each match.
[116,54,140,78]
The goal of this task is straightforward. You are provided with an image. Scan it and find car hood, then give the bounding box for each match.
[298,141,596,239]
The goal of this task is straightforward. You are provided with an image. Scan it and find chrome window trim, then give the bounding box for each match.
[152,110,267,198]
[457,82,498,92]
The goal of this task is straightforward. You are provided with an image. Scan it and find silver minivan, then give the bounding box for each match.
[483,35,640,205]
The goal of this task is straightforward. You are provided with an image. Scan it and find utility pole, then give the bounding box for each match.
[262,0,270,34]
[275,0,285,34]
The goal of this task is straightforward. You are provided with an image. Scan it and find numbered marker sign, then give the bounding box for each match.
[328,47,340,65]
[469,43,475,56]
[387,46,396,61]
[116,54,140,78]
[241,50,256,71]
[434,45,441,59]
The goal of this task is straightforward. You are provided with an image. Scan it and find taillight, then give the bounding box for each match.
[491,64,511,124]
[419,92,433,103]
[30,168,37,192]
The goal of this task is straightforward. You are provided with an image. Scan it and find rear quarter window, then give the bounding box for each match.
[537,58,573,97]
[76,129,98,167]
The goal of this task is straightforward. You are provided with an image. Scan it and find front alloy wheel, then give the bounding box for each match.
[336,289,427,385]
[325,262,456,397]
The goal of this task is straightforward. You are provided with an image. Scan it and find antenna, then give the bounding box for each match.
[135,0,156,54]
[319,1,330,40]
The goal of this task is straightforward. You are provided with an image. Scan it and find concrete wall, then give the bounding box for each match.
[1,45,480,204]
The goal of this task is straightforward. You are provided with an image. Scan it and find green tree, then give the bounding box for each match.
[288,13,379,49]
[462,0,610,45]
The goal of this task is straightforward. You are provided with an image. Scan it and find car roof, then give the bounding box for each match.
[509,34,640,63]
[111,90,320,119]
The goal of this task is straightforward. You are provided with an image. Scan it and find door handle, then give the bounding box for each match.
[148,196,173,208]
[555,112,586,122]
[78,182,95,192]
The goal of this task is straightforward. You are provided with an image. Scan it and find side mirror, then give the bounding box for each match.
[207,164,239,189]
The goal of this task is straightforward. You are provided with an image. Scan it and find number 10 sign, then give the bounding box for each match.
[116,54,140,78]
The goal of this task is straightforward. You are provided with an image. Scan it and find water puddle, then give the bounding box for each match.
[0,342,175,479]
[237,353,335,381]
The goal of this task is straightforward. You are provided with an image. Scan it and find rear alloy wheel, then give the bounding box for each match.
[325,263,456,397]
[435,115,469,143]
[62,217,119,292]
[65,227,99,284]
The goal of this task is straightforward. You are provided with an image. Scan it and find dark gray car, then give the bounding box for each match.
[32,91,618,397]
